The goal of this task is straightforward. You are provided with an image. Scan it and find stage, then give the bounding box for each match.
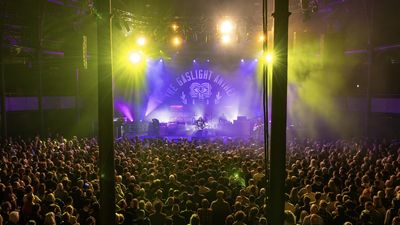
[115,115,264,141]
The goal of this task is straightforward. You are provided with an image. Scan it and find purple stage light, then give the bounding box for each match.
[344,49,368,55]
[5,97,38,112]
[48,0,64,5]
[146,107,172,123]
[118,55,264,136]
[145,96,163,117]
[170,105,183,109]
[375,44,400,51]
[115,102,134,122]
[43,50,65,56]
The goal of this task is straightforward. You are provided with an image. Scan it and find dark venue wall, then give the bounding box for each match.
[286,0,400,139]
[0,0,399,139]
[0,0,99,138]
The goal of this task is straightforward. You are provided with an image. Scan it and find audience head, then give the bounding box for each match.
[284,210,296,225]
[0,137,399,225]
[190,214,200,225]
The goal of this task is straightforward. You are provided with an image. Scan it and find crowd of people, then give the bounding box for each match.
[0,136,399,225]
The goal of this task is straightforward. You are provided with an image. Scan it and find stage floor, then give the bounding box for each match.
[119,128,254,142]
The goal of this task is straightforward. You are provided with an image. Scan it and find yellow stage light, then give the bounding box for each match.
[221,34,232,45]
[136,36,146,46]
[128,51,142,64]
[259,34,266,42]
[171,24,179,32]
[220,19,235,34]
[172,36,182,47]
[265,53,273,63]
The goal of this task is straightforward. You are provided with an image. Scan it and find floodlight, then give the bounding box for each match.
[265,53,273,63]
[172,36,182,47]
[221,34,232,44]
[220,20,235,34]
[136,36,146,46]
[128,51,142,64]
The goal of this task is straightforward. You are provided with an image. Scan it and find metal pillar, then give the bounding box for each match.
[262,0,270,214]
[270,0,290,224]
[96,0,116,224]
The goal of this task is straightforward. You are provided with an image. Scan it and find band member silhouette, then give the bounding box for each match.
[195,117,206,130]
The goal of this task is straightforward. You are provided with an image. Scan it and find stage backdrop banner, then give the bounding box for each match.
[115,62,262,123]
[165,69,235,106]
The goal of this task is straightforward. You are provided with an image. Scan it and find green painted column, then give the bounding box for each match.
[96,0,116,224]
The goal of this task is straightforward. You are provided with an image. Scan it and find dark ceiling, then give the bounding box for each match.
[112,0,263,18]
[2,0,399,52]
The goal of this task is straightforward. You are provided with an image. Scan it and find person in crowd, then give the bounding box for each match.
[43,212,56,225]
[302,204,324,225]
[246,207,260,225]
[233,210,247,225]
[285,193,296,213]
[171,204,185,225]
[149,201,168,225]
[189,214,200,225]
[211,190,231,225]
[258,217,267,225]
[197,199,213,225]
[385,199,400,225]
[284,210,296,225]
[6,211,19,225]
[333,205,351,225]
[134,209,151,225]
[391,216,400,225]
[0,136,398,225]
[317,200,333,225]
[225,215,235,225]
[179,200,194,224]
